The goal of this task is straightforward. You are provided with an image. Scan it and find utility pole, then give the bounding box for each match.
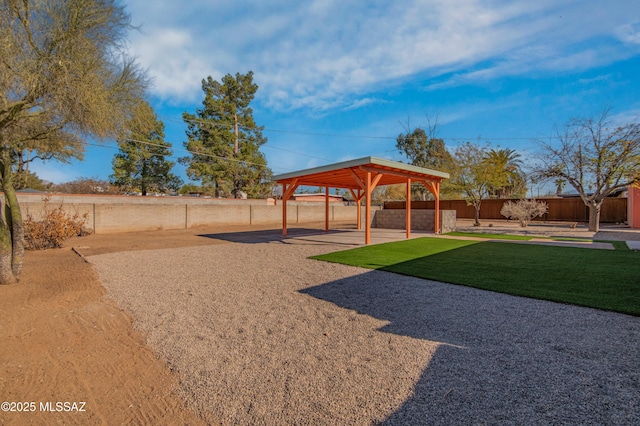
[234,111,239,156]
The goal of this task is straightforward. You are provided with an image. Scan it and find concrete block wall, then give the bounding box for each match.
[13,193,385,234]
[296,204,327,222]
[250,205,293,225]
[94,203,187,233]
[187,204,251,227]
[441,210,456,233]
[373,209,456,233]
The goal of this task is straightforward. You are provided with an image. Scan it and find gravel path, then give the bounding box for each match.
[455,219,640,242]
[90,238,640,425]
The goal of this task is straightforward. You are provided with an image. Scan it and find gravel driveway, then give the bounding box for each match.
[90,235,640,425]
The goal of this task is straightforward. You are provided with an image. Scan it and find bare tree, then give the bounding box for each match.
[0,0,148,283]
[533,109,640,232]
[500,199,548,227]
[448,142,508,226]
[396,114,454,200]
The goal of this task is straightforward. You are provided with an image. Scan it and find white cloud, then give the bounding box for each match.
[577,75,611,85]
[341,97,382,111]
[609,107,640,126]
[129,28,217,103]
[124,0,640,111]
[616,22,640,45]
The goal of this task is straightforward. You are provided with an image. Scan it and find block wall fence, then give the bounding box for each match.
[384,197,628,223]
[373,209,457,233]
[13,193,394,234]
[630,186,640,229]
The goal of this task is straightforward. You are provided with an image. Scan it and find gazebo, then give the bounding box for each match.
[272,157,449,244]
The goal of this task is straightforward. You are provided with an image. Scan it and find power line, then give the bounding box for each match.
[82,114,559,177]
[163,115,333,163]
[83,138,295,173]
[148,113,566,173]
[168,114,562,143]
[261,144,332,162]
[167,114,552,166]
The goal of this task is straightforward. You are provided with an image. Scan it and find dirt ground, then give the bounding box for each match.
[1,221,638,425]
[0,223,329,425]
[0,227,231,425]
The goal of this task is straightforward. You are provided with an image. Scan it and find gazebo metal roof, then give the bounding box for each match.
[272,156,449,189]
[272,156,449,244]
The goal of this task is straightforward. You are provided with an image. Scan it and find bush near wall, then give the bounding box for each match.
[24,197,89,250]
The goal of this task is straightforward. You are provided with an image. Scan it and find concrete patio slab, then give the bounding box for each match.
[627,240,640,250]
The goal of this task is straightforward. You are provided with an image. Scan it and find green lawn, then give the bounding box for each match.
[311,237,640,316]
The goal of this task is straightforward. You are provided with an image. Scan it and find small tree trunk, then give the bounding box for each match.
[5,186,24,278]
[233,112,239,156]
[0,151,20,284]
[588,202,602,232]
[141,159,147,196]
[473,202,481,226]
[0,214,16,284]
[234,179,242,199]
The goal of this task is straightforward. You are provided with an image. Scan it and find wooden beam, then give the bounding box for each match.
[348,168,366,190]
[281,178,299,237]
[362,172,384,245]
[349,188,363,230]
[417,179,438,197]
[359,165,441,182]
[282,178,299,201]
[371,172,383,191]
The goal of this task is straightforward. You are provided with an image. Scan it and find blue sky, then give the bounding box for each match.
[32,0,640,194]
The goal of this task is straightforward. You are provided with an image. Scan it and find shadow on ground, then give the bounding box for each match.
[199,227,361,246]
[300,269,640,424]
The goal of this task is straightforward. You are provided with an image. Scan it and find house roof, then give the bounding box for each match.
[272,156,449,190]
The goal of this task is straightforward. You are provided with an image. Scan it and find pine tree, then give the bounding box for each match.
[181,71,271,198]
[111,102,182,195]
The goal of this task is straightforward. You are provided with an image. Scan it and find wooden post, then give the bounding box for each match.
[325,186,330,232]
[282,183,288,236]
[280,179,299,237]
[350,189,362,230]
[356,189,362,230]
[406,178,411,239]
[435,181,440,234]
[365,172,371,245]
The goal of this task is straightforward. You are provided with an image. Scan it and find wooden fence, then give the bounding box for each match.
[383,197,628,223]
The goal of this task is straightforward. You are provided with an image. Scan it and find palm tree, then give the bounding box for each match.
[484,148,527,198]
[554,178,565,196]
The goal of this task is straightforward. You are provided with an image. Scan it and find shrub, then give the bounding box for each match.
[24,196,89,250]
[500,199,548,227]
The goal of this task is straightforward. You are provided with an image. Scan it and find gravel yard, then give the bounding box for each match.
[90,230,640,424]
